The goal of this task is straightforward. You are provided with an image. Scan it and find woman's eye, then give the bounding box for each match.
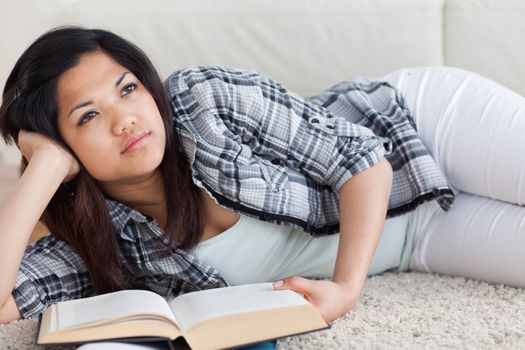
[78,111,98,126]
[121,83,137,97]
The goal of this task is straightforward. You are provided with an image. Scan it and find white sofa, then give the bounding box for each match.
[1,0,525,168]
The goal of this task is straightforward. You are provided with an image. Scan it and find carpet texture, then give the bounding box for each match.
[1,272,524,350]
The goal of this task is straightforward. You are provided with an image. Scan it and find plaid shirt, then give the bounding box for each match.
[13,66,454,319]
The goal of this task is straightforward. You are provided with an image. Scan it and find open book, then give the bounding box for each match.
[36,283,329,350]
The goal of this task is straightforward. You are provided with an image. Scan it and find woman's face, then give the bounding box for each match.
[56,51,166,184]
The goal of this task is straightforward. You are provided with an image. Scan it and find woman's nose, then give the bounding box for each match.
[112,114,137,135]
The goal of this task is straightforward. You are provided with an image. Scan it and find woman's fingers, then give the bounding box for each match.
[16,129,80,182]
[272,276,316,296]
[273,276,361,323]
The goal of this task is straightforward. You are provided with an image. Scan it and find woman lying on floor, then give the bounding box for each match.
[0,26,524,349]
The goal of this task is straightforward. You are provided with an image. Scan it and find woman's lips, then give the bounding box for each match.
[121,131,151,154]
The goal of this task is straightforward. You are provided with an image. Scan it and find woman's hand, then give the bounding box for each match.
[272,276,362,323]
[17,130,80,182]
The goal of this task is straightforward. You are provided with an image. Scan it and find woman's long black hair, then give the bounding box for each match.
[0,26,206,293]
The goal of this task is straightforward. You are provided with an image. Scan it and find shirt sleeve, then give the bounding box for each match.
[12,234,92,319]
[165,66,392,193]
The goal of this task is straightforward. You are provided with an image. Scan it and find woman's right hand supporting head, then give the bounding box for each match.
[0,130,81,312]
[17,129,80,183]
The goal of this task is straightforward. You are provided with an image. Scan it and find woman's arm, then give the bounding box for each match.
[0,296,21,323]
[333,157,392,308]
[274,157,392,323]
[0,131,78,321]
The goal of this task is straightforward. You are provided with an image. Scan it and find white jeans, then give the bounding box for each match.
[383,67,525,288]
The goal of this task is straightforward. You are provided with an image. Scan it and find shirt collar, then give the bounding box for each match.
[105,197,152,242]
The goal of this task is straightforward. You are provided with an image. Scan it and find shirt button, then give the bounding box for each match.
[271,159,280,165]
[432,187,440,195]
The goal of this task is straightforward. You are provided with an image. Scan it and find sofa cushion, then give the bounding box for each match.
[1,0,444,99]
[446,0,525,96]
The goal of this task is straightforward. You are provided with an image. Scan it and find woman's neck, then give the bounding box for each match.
[99,169,167,227]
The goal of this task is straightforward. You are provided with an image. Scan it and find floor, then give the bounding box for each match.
[2,272,525,349]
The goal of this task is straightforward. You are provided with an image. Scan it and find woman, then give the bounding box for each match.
[0,26,523,333]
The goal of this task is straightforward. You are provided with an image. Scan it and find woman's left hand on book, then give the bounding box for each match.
[272,276,360,323]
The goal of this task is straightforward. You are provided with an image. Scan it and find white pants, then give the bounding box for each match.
[383,67,525,288]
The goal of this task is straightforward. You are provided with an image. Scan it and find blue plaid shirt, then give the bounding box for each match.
[12,66,454,319]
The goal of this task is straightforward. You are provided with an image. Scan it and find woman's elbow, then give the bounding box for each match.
[0,295,22,324]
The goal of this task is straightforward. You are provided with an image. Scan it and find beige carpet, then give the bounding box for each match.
[1,272,524,350]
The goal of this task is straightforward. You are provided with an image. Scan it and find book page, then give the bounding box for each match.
[49,303,59,332]
[169,283,309,332]
[57,290,178,330]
